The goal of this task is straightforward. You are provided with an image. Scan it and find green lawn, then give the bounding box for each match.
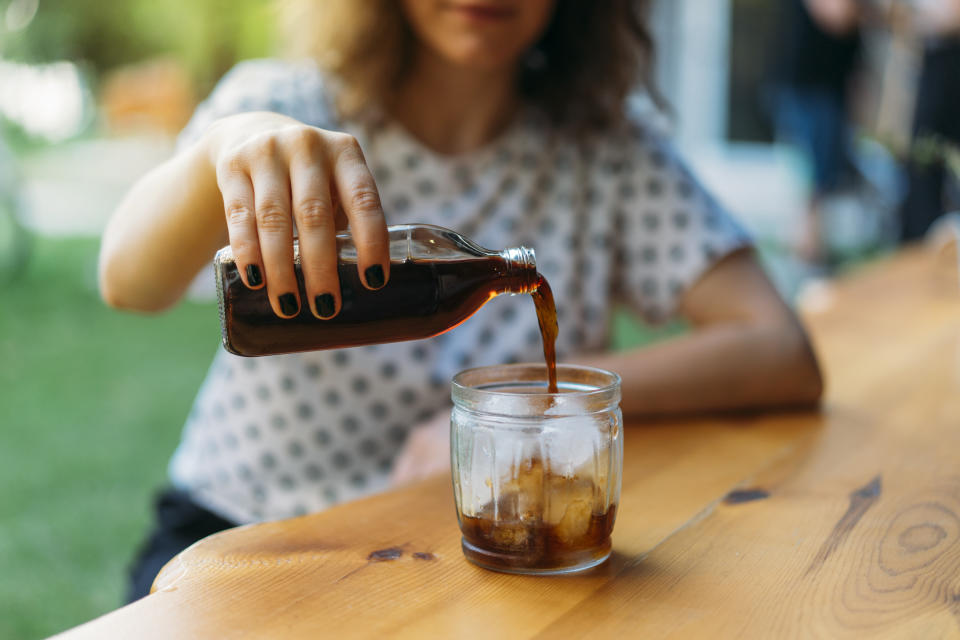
[0,236,219,640]
[0,234,679,639]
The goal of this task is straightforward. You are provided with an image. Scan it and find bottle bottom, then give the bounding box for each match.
[460,537,612,575]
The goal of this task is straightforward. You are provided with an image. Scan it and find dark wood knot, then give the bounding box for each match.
[724,488,770,504]
[368,547,404,562]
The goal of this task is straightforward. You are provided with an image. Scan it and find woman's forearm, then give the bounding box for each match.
[99,135,226,312]
[580,320,823,417]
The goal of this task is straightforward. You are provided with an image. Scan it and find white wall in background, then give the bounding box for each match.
[649,0,807,249]
[650,0,731,151]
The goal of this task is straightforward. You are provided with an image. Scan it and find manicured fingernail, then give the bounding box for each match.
[246,264,263,287]
[365,264,385,289]
[278,293,299,316]
[315,293,335,318]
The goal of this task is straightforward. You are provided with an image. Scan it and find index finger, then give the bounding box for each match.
[327,135,389,290]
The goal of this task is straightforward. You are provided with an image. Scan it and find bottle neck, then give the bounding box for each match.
[499,246,539,294]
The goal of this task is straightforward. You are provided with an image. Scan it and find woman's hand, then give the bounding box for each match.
[206,111,390,319]
[390,410,452,487]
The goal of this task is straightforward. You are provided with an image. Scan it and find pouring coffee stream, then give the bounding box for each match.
[531,275,559,394]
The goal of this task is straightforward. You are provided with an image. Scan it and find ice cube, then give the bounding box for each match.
[554,498,592,544]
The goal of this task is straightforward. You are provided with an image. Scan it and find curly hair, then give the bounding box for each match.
[282,0,657,130]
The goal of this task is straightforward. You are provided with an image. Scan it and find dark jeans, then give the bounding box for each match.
[126,488,236,602]
[771,84,852,195]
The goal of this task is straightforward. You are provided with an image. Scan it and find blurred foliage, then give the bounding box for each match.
[0,136,29,283]
[0,0,275,92]
[914,135,960,181]
[0,109,47,151]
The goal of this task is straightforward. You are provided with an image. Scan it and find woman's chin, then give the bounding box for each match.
[442,47,522,73]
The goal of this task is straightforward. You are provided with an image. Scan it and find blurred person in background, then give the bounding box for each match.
[98,0,822,600]
[898,0,960,239]
[768,0,863,266]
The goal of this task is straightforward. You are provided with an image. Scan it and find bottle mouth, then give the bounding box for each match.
[500,246,538,293]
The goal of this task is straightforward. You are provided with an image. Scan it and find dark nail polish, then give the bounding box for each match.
[246,264,263,287]
[315,293,336,318]
[278,293,299,317]
[365,264,385,289]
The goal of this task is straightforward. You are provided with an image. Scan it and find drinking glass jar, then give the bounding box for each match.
[451,364,622,574]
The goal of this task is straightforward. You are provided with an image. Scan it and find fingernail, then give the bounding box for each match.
[315,293,336,318]
[246,264,263,287]
[365,264,385,289]
[278,293,299,316]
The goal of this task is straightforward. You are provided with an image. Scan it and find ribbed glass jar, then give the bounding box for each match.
[451,364,622,574]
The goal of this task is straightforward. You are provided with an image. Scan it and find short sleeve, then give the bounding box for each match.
[611,122,751,323]
[175,59,338,152]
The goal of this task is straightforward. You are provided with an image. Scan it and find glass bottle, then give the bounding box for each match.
[214,224,538,356]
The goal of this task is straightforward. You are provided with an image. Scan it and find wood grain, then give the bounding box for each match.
[53,245,960,639]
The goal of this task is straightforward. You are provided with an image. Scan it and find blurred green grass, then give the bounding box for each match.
[0,236,219,640]
[0,234,673,639]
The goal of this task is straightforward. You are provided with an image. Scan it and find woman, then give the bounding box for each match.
[100,0,822,599]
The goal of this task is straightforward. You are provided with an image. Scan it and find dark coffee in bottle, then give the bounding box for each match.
[215,225,557,371]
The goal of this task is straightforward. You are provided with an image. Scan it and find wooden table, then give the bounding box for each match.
[55,243,960,639]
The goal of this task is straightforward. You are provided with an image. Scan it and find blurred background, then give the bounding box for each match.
[0,0,957,637]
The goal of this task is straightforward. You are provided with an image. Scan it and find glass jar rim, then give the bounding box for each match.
[451,363,621,418]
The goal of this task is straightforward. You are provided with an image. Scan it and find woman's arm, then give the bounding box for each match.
[579,250,823,417]
[99,129,225,312]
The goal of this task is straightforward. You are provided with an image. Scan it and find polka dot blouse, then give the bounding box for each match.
[167,59,751,524]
